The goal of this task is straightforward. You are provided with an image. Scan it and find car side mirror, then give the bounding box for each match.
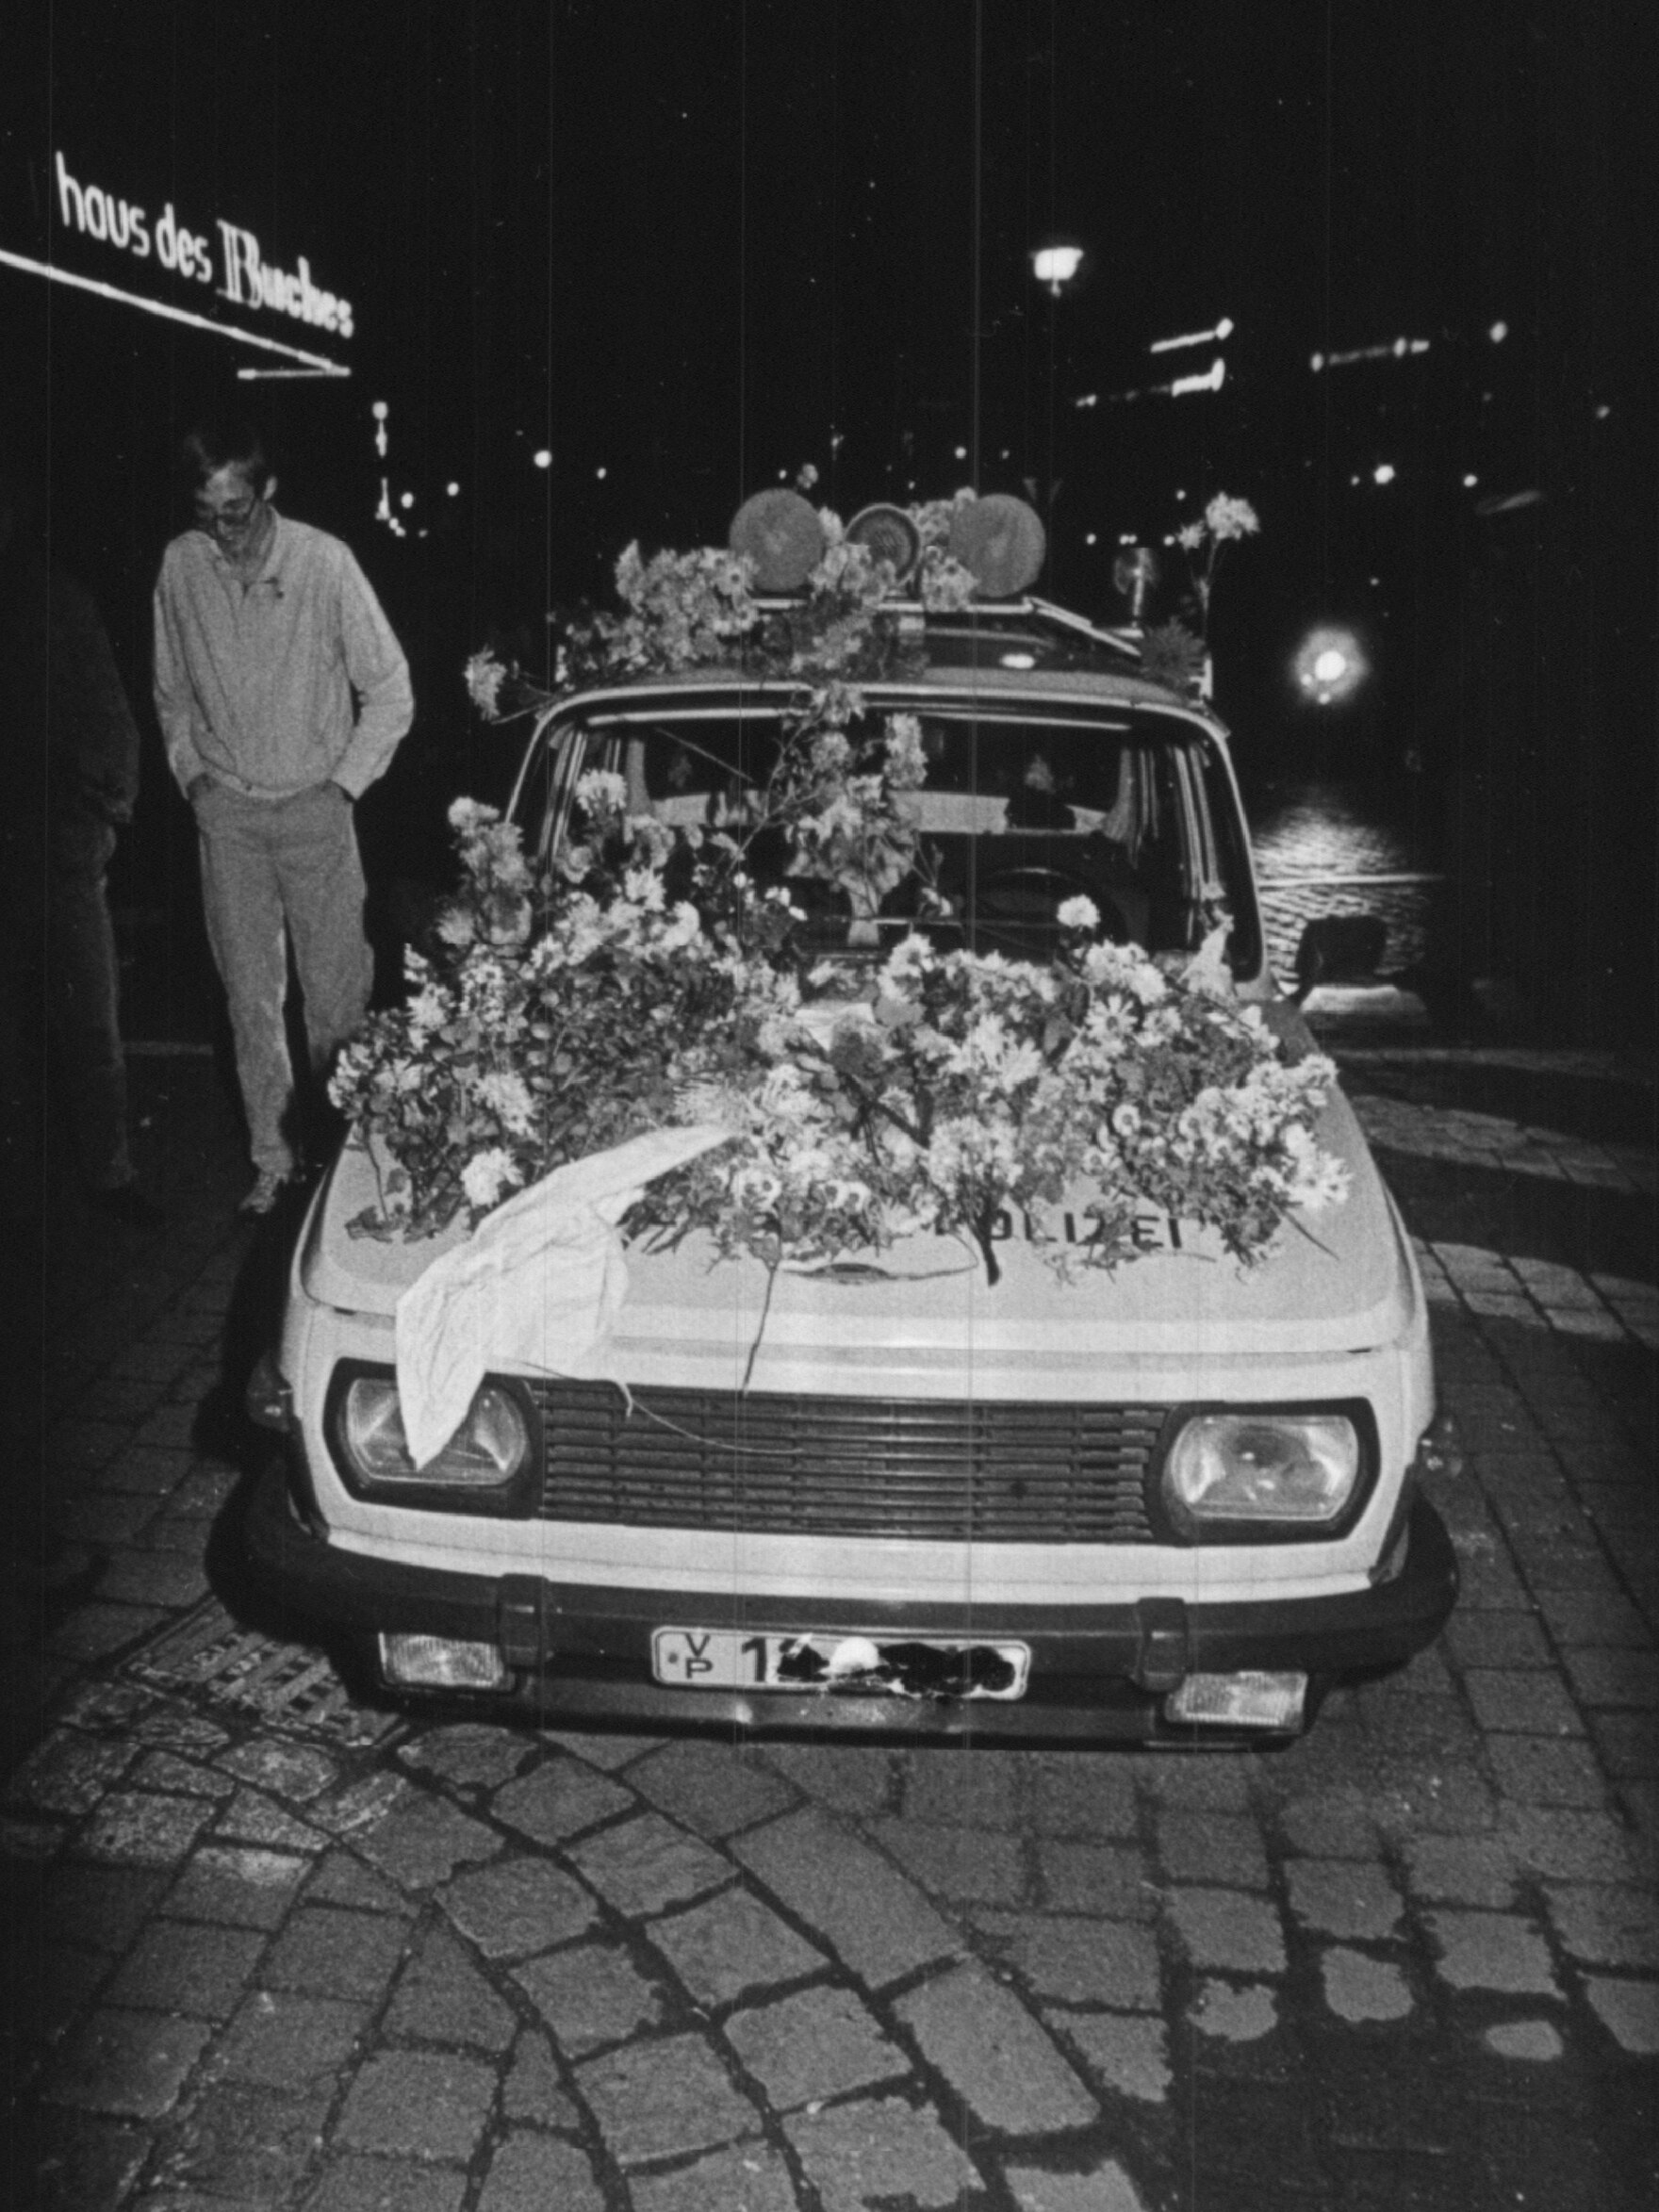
[1292,913,1388,1003]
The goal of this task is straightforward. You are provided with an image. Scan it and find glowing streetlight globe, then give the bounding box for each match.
[1031,244,1083,295]
[1293,627,1368,707]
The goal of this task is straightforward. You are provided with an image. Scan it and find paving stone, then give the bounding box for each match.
[489,1759,635,1845]
[476,2131,604,2212]
[8,1939,110,2045]
[303,2155,467,2212]
[385,1923,516,2051]
[95,1548,210,1608]
[1046,2009,1171,2104]
[212,1788,328,1852]
[724,1984,909,2110]
[50,1492,157,1546]
[1402,1833,1520,1907]
[868,1814,1028,1904]
[263,1907,411,2000]
[166,1845,310,1928]
[1582,1974,1659,2054]
[357,1792,501,1888]
[305,1851,413,1914]
[1487,1732,1612,1808]
[1321,1948,1414,2023]
[108,1919,266,2018]
[131,1751,238,1799]
[1273,1790,1382,1860]
[1189,1979,1279,2042]
[1140,1757,1251,1812]
[628,2141,800,2212]
[502,2028,582,2129]
[215,1742,339,1802]
[1498,1805,1643,1883]
[897,1747,1024,1827]
[20,2109,152,2212]
[513,1940,665,2055]
[1005,2159,1151,2212]
[335,2048,497,2161]
[158,2081,332,2200]
[1561,1646,1659,1709]
[627,1739,797,1838]
[1035,1841,1156,1918]
[731,1809,960,1990]
[40,1862,171,1950]
[1165,1887,1287,1974]
[1444,1607,1553,1671]
[398,1723,535,1791]
[46,1602,168,1659]
[1534,1587,1653,1648]
[1543,1882,1659,1969]
[565,1809,731,1917]
[1462,1668,1585,1735]
[895,1960,1096,2133]
[649,1883,828,2007]
[1425,1910,1560,1994]
[439,1855,598,1958]
[1285,1858,1404,1941]
[760,1744,895,1819]
[972,1910,1162,2009]
[1026,1755,1140,1838]
[41,2007,212,2117]
[1157,1810,1271,1888]
[784,2092,980,2212]
[1484,2019,1564,2060]
[79,1791,215,1865]
[575,2030,762,2165]
[215,1991,371,2089]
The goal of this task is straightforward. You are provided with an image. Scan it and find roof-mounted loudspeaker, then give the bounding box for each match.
[728,490,825,590]
[845,503,922,584]
[947,494,1045,598]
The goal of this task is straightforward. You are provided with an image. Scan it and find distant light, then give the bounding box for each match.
[1394,336,1408,356]
[595,465,606,479]
[1293,626,1368,707]
[954,445,967,460]
[1463,473,1479,488]
[1171,356,1225,398]
[1073,392,1098,408]
[1310,352,1324,372]
[447,482,460,497]
[1489,320,1508,343]
[371,401,388,419]
[1000,652,1037,670]
[1031,243,1083,294]
[400,491,415,509]
[1372,463,1396,484]
[1149,315,1233,354]
[1595,403,1611,420]
[1084,533,1098,546]
[533,450,552,469]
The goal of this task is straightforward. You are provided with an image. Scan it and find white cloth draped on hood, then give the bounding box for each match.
[394,1126,731,1468]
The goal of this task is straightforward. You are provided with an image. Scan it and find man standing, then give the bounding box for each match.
[1,458,156,1225]
[154,423,413,1214]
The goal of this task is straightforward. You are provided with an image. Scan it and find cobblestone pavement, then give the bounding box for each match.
[5,1036,1656,2212]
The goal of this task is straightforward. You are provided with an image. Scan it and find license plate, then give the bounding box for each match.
[651,1629,1029,1700]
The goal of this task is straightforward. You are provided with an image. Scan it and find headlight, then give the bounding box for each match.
[1163,1411,1363,1532]
[331,1371,530,1499]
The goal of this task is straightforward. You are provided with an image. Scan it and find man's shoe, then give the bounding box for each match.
[238,1169,292,1218]
[91,1182,165,1229]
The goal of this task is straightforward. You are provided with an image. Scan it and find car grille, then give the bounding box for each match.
[525,1381,1163,1545]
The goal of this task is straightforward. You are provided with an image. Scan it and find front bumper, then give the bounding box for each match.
[245,1458,1457,1745]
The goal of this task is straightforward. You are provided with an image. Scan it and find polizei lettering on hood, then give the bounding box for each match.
[53,152,353,340]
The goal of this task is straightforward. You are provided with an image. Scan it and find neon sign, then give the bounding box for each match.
[53,152,353,341]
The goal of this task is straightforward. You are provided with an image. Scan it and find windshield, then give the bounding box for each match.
[517,698,1261,972]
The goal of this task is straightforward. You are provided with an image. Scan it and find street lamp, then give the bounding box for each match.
[1031,243,1083,297]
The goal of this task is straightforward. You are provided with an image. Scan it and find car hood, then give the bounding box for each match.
[301,1020,1416,1396]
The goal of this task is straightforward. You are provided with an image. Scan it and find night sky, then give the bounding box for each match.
[6,0,1650,1018]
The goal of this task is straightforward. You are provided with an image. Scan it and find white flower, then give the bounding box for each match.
[461,1147,519,1212]
[476,1069,536,1135]
[1175,522,1206,551]
[448,795,500,831]
[1057,895,1100,933]
[1203,493,1260,542]
[575,768,628,818]
[623,866,666,911]
[464,652,508,717]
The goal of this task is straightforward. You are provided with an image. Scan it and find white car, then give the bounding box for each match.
[246,583,1455,1745]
